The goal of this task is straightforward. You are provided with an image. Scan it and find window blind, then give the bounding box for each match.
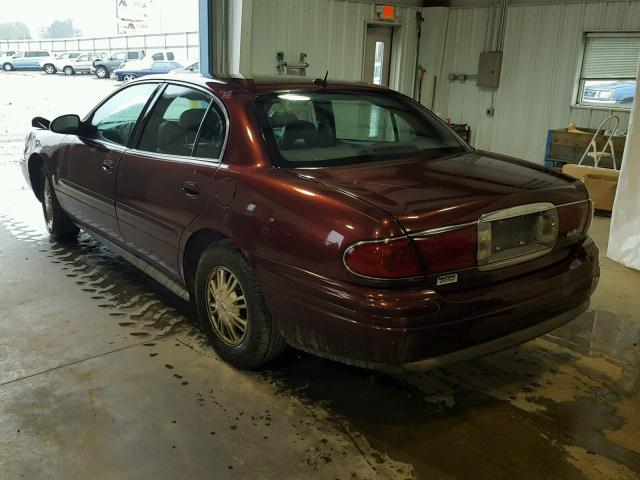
[582,34,640,79]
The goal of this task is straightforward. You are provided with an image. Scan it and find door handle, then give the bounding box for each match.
[101,159,114,173]
[181,181,201,198]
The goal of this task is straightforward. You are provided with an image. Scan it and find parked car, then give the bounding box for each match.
[111,60,183,82]
[582,81,635,106]
[40,52,81,74]
[46,53,104,75]
[91,50,145,79]
[169,61,199,74]
[2,50,54,71]
[118,51,178,70]
[21,75,599,370]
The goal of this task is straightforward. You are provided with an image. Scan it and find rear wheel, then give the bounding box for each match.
[3,63,13,71]
[95,66,108,78]
[41,166,79,241]
[122,73,136,83]
[43,64,56,74]
[63,66,74,76]
[194,241,286,369]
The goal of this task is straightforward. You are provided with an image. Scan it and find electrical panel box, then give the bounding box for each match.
[477,52,503,89]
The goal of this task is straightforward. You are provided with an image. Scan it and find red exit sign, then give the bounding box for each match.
[376,5,395,20]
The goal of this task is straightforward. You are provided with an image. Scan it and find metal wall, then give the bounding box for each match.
[0,32,199,61]
[241,0,422,96]
[422,0,640,164]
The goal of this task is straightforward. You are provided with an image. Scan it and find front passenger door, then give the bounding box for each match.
[56,82,159,242]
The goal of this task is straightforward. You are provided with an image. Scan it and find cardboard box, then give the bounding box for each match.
[562,164,619,211]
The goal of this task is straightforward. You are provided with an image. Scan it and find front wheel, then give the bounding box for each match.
[95,66,108,78]
[41,167,79,241]
[63,66,74,75]
[194,242,286,369]
[122,73,136,83]
[43,64,56,74]
[3,63,13,71]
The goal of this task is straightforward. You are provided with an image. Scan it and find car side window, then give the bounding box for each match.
[77,55,88,61]
[127,52,138,59]
[151,53,164,61]
[137,85,212,157]
[193,103,226,159]
[167,52,175,61]
[88,83,158,146]
[113,52,127,61]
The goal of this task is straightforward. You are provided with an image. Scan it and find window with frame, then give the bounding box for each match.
[137,84,215,157]
[577,33,639,109]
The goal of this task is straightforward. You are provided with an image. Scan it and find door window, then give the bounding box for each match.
[88,83,158,146]
[137,85,212,156]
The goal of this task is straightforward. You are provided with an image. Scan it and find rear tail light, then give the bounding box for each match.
[413,226,477,274]
[343,238,422,279]
[558,201,591,239]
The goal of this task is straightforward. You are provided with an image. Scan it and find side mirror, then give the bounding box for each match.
[50,114,81,135]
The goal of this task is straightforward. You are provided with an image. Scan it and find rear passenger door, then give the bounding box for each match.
[116,83,227,277]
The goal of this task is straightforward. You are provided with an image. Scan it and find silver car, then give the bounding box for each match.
[46,53,103,75]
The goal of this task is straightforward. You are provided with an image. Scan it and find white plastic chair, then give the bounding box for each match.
[578,115,620,170]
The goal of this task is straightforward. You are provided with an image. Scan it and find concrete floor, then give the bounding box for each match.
[1,72,639,480]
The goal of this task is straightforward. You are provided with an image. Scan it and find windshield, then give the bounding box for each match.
[255,91,469,167]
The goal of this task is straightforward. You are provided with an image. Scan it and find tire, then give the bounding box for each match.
[95,66,108,78]
[122,74,136,83]
[194,241,286,369]
[63,66,74,76]
[41,166,79,241]
[3,63,13,71]
[43,64,56,74]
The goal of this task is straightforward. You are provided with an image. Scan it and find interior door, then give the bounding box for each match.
[56,82,159,242]
[363,24,393,87]
[116,84,227,277]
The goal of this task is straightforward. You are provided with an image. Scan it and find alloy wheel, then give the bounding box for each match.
[3,63,12,71]
[96,67,107,78]
[44,64,55,74]
[123,74,136,83]
[206,266,248,346]
[63,67,73,75]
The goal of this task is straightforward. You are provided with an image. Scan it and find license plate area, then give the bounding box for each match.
[477,203,559,271]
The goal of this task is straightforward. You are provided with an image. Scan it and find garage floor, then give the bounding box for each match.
[1,73,639,480]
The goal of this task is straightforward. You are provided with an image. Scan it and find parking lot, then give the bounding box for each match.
[1,71,639,479]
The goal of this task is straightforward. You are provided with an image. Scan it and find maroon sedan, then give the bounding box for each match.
[21,75,599,370]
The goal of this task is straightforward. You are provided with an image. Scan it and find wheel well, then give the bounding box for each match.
[183,229,227,293]
[28,154,44,202]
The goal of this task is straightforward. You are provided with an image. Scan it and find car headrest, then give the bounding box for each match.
[179,108,207,131]
[269,112,298,128]
[280,120,317,149]
[158,121,183,153]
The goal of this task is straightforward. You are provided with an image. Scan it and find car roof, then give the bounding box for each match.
[136,73,391,95]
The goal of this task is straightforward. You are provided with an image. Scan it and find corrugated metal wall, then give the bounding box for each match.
[242,0,421,96]
[423,1,640,164]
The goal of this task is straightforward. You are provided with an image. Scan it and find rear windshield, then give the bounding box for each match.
[255,91,470,167]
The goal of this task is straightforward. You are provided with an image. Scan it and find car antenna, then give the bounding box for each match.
[313,71,329,88]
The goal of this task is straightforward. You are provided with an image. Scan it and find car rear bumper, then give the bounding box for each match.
[256,237,599,370]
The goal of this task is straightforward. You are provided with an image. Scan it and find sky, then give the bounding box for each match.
[0,0,199,38]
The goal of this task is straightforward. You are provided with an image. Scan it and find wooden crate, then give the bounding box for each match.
[544,128,626,169]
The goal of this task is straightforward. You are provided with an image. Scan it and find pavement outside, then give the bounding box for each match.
[1,71,639,480]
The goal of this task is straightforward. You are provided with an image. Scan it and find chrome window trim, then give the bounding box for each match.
[125,148,221,167]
